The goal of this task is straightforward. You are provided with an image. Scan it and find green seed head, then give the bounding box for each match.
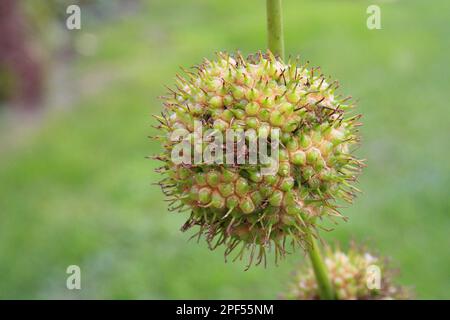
[235,177,250,196]
[280,177,295,191]
[291,150,306,166]
[245,102,260,116]
[154,51,363,267]
[269,190,284,207]
[226,195,240,209]
[245,117,259,129]
[270,111,284,127]
[218,183,234,197]
[284,245,412,300]
[206,170,220,187]
[211,191,225,209]
[198,187,212,204]
[209,96,223,109]
[239,197,255,214]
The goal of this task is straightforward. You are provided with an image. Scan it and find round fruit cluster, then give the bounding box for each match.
[154,52,363,265]
[285,246,410,300]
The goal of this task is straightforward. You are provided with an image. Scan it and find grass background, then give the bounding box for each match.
[0,0,449,299]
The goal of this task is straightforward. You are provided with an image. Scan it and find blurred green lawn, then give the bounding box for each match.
[0,0,449,299]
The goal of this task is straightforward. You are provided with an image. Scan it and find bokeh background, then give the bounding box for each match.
[0,0,449,299]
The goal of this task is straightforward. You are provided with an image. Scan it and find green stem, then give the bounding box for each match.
[266,0,285,59]
[306,232,336,300]
[266,0,335,300]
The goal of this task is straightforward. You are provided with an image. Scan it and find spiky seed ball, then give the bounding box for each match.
[284,246,411,300]
[153,51,363,266]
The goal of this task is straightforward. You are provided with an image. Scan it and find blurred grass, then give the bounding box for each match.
[0,0,449,299]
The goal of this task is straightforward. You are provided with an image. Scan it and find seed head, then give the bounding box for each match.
[153,51,364,267]
[284,245,412,300]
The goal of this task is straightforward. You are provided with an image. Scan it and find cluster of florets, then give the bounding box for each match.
[284,246,410,300]
[153,51,363,266]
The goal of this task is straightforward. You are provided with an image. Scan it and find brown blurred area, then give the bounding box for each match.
[0,0,44,111]
[0,0,140,113]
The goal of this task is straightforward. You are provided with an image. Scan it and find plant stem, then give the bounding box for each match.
[306,232,336,300]
[266,0,285,59]
[266,0,335,300]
